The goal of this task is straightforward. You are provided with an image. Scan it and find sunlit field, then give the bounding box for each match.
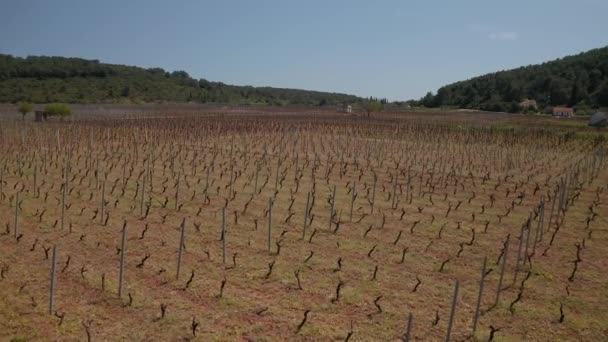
[1,107,607,341]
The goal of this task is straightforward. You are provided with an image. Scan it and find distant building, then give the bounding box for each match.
[34,110,48,122]
[552,107,574,118]
[336,103,352,113]
[519,99,537,111]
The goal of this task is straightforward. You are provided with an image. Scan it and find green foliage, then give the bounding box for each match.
[17,102,33,117]
[0,54,363,106]
[421,92,436,107]
[44,103,71,117]
[362,97,385,116]
[120,86,130,97]
[418,46,608,112]
[597,81,608,107]
[10,337,28,342]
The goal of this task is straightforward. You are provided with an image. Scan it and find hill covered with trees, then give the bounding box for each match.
[0,54,362,105]
[414,46,608,113]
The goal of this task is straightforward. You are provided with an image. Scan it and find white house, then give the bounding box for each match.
[336,103,352,113]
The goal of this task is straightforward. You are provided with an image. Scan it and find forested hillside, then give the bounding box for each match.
[415,46,608,113]
[0,54,362,105]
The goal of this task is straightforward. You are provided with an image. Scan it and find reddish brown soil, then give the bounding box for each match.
[0,107,606,341]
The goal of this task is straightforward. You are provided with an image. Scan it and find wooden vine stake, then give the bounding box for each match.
[329,185,336,230]
[222,207,227,264]
[61,182,66,231]
[268,197,273,253]
[523,214,532,266]
[0,163,4,202]
[177,218,186,279]
[513,224,525,284]
[472,256,487,335]
[391,171,398,209]
[371,174,377,214]
[33,164,37,198]
[445,280,459,342]
[350,182,356,222]
[118,221,127,298]
[14,191,19,238]
[140,172,146,216]
[100,181,105,224]
[49,245,57,314]
[303,192,310,239]
[495,236,510,307]
[404,312,413,342]
[175,172,180,210]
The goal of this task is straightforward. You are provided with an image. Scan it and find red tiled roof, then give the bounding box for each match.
[553,107,574,112]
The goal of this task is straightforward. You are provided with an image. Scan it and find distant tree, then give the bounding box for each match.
[17,102,33,120]
[413,46,608,112]
[363,98,384,117]
[199,79,211,90]
[549,82,569,106]
[568,82,585,107]
[44,103,71,120]
[422,92,436,107]
[597,81,608,107]
[121,86,130,97]
[405,99,420,107]
[508,101,520,113]
[147,67,165,75]
[171,70,190,78]
[0,53,366,105]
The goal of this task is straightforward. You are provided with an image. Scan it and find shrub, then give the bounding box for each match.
[17,102,33,119]
[44,103,71,118]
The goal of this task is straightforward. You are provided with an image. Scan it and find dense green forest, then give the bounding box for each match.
[412,46,608,114]
[0,54,362,105]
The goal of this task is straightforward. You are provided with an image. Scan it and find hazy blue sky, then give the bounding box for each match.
[1,0,607,101]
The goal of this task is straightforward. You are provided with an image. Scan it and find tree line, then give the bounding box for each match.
[0,54,363,106]
[409,46,608,114]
